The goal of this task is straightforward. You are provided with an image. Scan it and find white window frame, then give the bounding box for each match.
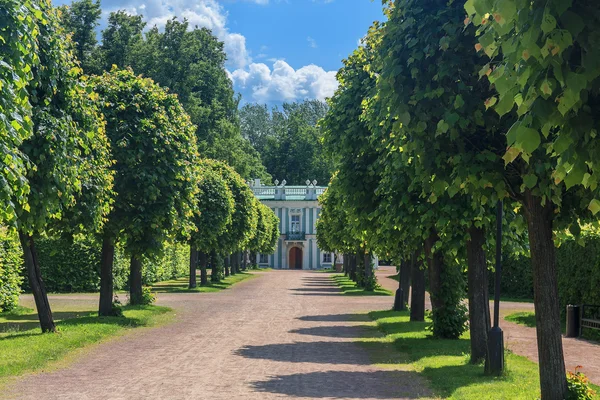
[259,253,269,264]
[291,214,301,233]
[322,253,332,264]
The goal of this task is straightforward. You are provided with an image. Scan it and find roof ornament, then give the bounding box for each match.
[274,179,279,186]
[312,180,318,187]
[281,179,287,187]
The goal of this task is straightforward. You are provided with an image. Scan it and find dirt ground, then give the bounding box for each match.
[5,270,432,400]
[375,266,600,385]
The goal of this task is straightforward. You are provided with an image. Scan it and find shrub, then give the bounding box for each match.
[0,227,22,312]
[20,236,188,293]
[566,367,596,400]
[132,287,156,306]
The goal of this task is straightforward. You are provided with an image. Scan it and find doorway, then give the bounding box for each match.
[289,247,303,270]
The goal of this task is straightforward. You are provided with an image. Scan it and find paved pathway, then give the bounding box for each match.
[5,271,431,400]
[376,266,600,385]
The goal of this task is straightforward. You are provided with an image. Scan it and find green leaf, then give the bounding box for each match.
[437,120,449,134]
[541,13,557,35]
[588,199,600,215]
[454,95,464,109]
[518,128,541,154]
[523,174,538,188]
[503,147,521,165]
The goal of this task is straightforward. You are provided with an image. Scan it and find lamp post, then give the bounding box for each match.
[487,200,504,375]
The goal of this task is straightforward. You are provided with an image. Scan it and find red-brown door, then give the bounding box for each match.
[289,247,303,269]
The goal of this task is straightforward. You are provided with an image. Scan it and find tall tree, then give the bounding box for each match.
[14,0,113,332]
[59,0,101,73]
[92,67,198,312]
[100,11,145,70]
[466,0,600,396]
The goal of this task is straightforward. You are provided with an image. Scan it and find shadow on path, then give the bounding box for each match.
[235,341,373,365]
[250,370,430,399]
[297,314,370,322]
[290,325,378,339]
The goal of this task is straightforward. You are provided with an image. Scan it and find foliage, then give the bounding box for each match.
[99,10,145,71]
[132,287,156,306]
[567,367,597,400]
[58,0,101,74]
[19,235,188,293]
[429,260,469,340]
[190,167,234,254]
[240,100,333,184]
[91,67,198,259]
[493,233,600,310]
[199,159,258,254]
[0,228,22,312]
[0,0,39,223]
[15,0,113,236]
[247,202,280,255]
[466,0,600,212]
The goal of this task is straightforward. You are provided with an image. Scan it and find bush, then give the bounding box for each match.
[0,227,23,312]
[566,367,596,400]
[492,233,600,313]
[20,236,189,293]
[429,263,469,339]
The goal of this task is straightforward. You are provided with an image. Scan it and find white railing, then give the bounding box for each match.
[251,186,325,201]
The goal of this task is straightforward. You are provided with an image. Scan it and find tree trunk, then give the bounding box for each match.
[19,232,56,333]
[364,252,373,290]
[343,254,349,275]
[224,254,231,277]
[424,230,444,313]
[349,254,357,281]
[467,224,491,364]
[129,255,143,305]
[523,190,567,399]
[99,235,116,316]
[189,247,198,289]
[410,252,426,322]
[242,250,248,270]
[210,251,219,283]
[400,259,411,305]
[199,251,208,285]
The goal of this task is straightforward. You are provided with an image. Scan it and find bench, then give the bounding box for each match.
[580,304,600,335]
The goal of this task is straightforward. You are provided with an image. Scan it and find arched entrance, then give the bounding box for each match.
[289,247,303,270]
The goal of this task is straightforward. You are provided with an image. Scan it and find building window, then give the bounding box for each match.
[322,253,332,263]
[259,254,269,264]
[291,214,301,233]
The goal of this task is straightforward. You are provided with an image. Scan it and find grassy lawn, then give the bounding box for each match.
[331,274,392,296]
[151,271,256,293]
[0,305,172,389]
[505,312,537,328]
[363,310,551,399]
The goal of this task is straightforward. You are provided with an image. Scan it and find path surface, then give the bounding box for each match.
[5,271,431,400]
[376,266,600,385]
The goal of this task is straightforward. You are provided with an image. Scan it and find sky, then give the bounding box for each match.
[54,0,386,106]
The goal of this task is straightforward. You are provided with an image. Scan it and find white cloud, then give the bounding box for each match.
[99,0,251,69]
[307,36,318,48]
[231,60,338,104]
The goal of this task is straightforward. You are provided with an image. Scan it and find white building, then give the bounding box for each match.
[251,179,334,270]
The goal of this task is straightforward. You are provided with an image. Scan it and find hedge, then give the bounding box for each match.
[19,236,189,293]
[491,234,600,311]
[0,227,23,312]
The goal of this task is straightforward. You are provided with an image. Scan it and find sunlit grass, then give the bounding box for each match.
[151,271,256,293]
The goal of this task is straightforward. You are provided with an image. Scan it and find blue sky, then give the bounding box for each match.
[54,0,385,105]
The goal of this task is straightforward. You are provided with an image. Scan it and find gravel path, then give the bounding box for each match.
[376,266,600,385]
[5,271,431,400]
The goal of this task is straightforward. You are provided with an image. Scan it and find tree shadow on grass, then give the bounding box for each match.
[0,311,96,334]
[250,370,431,399]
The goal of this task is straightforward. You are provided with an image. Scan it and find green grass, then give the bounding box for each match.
[505,312,537,328]
[151,271,256,293]
[363,310,546,399]
[0,305,172,389]
[331,275,392,296]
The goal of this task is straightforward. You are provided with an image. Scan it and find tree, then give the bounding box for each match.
[92,67,198,312]
[240,100,333,184]
[465,0,600,396]
[188,167,234,288]
[247,202,280,259]
[13,1,113,332]
[59,0,101,73]
[99,11,145,70]
[198,159,259,276]
[0,0,39,223]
